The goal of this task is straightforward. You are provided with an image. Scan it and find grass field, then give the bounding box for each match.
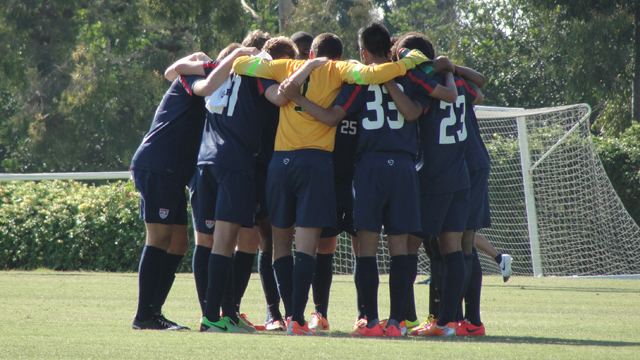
[1,271,639,359]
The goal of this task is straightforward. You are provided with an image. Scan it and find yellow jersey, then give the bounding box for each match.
[233,58,408,151]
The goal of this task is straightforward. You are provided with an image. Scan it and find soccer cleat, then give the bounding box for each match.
[385,324,404,337]
[350,323,384,337]
[154,312,190,330]
[132,315,180,330]
[500,254,513,282]
[265,319,286,331]
[309,312,330,331]
[238,313,263,332]
[456,319,486,336]
[405,319,421,331]
[380,318,407,335]
[200,316,249,333]
[353,318,368,331]
[409,314,438,335]
[286,319,316,335]
[413,322,456,337]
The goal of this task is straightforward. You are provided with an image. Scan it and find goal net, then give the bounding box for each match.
[333,104,640,277]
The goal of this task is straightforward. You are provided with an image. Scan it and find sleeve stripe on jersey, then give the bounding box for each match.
[408,72,435,92]
[455,79,477,97]
[423,101,431,115]
[257,77,265,94]
[353,69,364,85]
[342,85,363,111]
[203,61,220,70]
[247,58,261,77]
[179,76,193,96]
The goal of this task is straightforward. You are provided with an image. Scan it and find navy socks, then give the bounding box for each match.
[437,250,465,326]
[313,253,334,318]
[203,253,232,322]
[233,251,256,313]
[404,254,419,322]
[136,245,167,321]
[465,248,483,326]
[389,255,409,323]
[291,252,315,324]
[356,256,379,325]
[258,251,282,321]
[192,245,211,315]
[273,255,294,319]
[153,253,183,314]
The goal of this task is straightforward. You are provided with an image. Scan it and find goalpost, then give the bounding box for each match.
[334,103,640,277]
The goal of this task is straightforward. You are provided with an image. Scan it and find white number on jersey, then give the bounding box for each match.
[439,95,467,144]
[212,75,242,117]
[361,84,405,130]
[340,119,357,135]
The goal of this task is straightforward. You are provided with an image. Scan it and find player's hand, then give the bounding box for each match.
[234,47,260,57]
[194,52,212,61]
[305,57,329,69]
[397,48,429,70]
[433,56,455,74]
[278,78,302,100]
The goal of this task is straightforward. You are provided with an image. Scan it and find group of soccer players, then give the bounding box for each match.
[129,20,513,337]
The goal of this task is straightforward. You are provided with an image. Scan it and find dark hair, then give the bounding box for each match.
[393,32,435,61]
[357,21,391,59]
[242,30,271,50]
[310,33,343,60]
[263,37,298,60]
[290,31,313,46]
[217,43,242,60]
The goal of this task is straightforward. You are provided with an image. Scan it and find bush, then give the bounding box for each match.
[0,180,194,272]
[593,124,640,226]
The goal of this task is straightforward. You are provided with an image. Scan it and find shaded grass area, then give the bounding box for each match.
[1,271,639,359]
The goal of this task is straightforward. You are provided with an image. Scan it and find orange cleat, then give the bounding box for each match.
[286,319,316,335]
[309,312,330,331]
[238,313,264,331]
[351,322,384,337]
[455,319,485,336]
[385,324,404,337]
[413,322,456,337]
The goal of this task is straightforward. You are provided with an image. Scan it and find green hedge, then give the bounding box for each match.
[592,124,640,225]
[0,180,194,272]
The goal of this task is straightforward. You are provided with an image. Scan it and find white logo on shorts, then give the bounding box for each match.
[159,208,169,219]
[255,203,261,214]
[205,220,215,229]
[388,159,394,166]
[283,158,290,164]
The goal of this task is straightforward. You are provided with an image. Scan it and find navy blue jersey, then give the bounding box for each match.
[464,103,491,171]
[131,65,220,186]
[335,69,436,160]
[255,99,280,167]
[332,115,359,182]
[197,74,279,175]
[416,73,478,192]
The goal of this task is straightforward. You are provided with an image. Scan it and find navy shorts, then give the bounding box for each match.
[353,153,421,235]
[190,166,217,234]
[267,149,336,229]
[467,168,491,231]
[194,165,256,232]
[133,169,188,226]
[416,185,470,239]
[254,162,269,221]
[321,181,356,238]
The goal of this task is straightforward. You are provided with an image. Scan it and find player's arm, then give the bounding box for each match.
[264,84,288,107]
[456,66,487,88]
[191,47,260,97]
[466,80,485,105]
[164,52,212,82]
[429,72,458,104]
[431,56,456,74]
[279,79,346,127]
[383,80,423,121]
[340,49,430,85]
[283,57,329,87]
[233,56,290,81]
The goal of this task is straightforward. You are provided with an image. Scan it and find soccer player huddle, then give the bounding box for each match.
[129,20,513,337]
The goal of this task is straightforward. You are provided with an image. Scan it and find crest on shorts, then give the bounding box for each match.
[159,208,169,219]
[205,220,215,229]
[388,159,394,166]
[283,158,290,165]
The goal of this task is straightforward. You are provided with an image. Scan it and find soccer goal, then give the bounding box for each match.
[333,103,640,277]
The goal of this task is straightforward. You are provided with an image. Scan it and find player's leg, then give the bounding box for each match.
[351,229,384,336]
[476,233,512,282]
[288,226,321,334]
[428,236,443,322]
[386,233,409,337]
[152,222,190,330]
[272,225,295,323]
[200,166,256,333]
[232,226,262,330]
[193,231,213,315]
[405,234,424,330]
[257,217,285,330]
[351,234,367,330]
[132,170,184,330]
[456,229,476,322]
[310,234,337,331]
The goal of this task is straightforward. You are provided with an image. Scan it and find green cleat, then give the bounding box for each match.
[200,316,249,333]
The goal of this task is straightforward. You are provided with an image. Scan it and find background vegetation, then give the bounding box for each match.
[0,0,638,229]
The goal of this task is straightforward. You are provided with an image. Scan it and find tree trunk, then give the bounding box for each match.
[634,3,640,124]
[278,0,294,33]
